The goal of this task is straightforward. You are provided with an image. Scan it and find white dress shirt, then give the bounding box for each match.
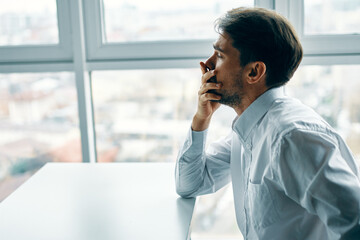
[175,87,360,240]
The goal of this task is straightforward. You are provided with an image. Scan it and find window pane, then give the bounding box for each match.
[0,72,80,202]
[0,0,59,46]
[304,0,360,35]
[286,65,360,164]
[92,69,236,163]
[102,0,253,43]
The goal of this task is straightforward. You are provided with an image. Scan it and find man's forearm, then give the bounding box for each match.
[175,129,208,198]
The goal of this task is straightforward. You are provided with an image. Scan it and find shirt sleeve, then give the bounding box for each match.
[274,128,360,239]
[175,127,232,198]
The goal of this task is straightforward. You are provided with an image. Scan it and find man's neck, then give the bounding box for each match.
[233,86,269,116]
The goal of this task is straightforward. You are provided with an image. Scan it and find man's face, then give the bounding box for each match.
[204,33,245,108]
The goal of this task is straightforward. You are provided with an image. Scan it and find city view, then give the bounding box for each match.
[0,0,58,46]
[0,72,80,201]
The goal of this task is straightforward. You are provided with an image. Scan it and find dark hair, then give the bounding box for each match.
[215,7,303,88]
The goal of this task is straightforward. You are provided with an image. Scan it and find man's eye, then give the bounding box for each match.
[217,53,222,58]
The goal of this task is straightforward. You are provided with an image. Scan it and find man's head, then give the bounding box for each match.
[214,7,303,89]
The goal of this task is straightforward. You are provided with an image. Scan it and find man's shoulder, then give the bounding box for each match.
[265,97,334,138]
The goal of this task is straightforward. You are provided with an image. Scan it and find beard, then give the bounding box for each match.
[210,90,242,108]
[208,71,244,108]
[217,91,242,107]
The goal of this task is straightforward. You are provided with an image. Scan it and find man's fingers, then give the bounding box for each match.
[199,92,222,102]
[200,62,207,74]
[198,82,222,102]
[201,70,216,84]
[198,82,221,95]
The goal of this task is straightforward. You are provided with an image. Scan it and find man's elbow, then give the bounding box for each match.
[176,191,195,199]
[176,185,197,199]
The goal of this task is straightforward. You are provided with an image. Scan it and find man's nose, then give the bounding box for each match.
[204,55,215,70]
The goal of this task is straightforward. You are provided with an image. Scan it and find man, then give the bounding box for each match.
[175,7,360,240]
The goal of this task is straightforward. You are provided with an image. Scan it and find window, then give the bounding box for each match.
[285,0,360,57]
[304,0,360,35]
[0,72,80,201]
[0,0,72,63]
[103,0,253,42]
[0,0,59,46]
[92,69,236,162]
[84,0,254,60]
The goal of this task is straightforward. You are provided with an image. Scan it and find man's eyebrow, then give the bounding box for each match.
[213,43,225,53]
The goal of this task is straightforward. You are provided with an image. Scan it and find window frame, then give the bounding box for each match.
[83,0,273,62]
[0,0,73,63]
[276,0,360,58]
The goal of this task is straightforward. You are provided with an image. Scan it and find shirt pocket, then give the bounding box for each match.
[247,181,280,230]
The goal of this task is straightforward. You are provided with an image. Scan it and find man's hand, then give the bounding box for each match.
[191,62,222,131]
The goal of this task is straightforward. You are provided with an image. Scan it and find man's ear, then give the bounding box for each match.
[246,61,266,84]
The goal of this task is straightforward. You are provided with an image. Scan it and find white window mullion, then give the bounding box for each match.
[83,0,104,61]
[70,0,97,163]
[288,0,303,36]
[56,0,73,57]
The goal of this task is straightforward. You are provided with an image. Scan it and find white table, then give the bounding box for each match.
[0,163,195,240]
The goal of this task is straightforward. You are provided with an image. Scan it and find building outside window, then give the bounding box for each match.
[0,72,80,202]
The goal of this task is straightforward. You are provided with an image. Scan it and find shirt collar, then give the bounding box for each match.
[232,87,286,144]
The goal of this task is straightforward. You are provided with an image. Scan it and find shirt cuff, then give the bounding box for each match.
[192,128,207,138]
[191,128,208,150]
[181,127,208,153]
